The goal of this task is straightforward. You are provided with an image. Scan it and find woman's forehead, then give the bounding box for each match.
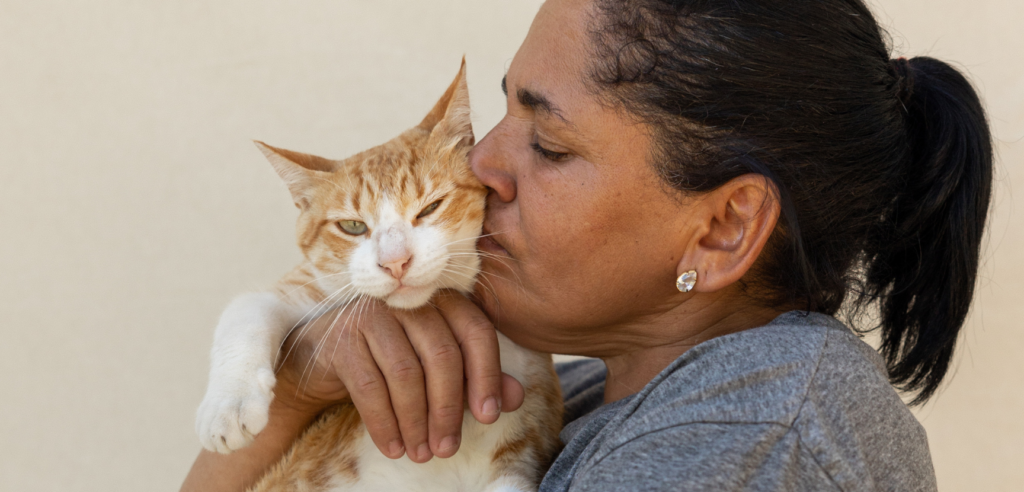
[507,0,594,108]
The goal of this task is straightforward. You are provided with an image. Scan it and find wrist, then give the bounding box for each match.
[181,380,331,492]
[271,372,346,419]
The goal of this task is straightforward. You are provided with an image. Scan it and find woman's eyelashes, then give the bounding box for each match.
[530,138,571,162]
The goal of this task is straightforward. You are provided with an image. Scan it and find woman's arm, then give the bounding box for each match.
[180,291,523,491]
[180,392,325,492]
[181,309,343,492]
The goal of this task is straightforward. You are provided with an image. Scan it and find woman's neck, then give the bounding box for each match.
[600,293,787,403]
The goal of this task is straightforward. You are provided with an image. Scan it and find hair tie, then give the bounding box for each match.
[891,57,915,110]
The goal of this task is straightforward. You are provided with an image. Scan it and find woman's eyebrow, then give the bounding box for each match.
[502,75,576,130]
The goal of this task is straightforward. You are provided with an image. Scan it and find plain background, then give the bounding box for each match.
[0,1,1020,490]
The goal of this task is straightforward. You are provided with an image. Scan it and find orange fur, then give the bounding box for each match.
[240,61,563,492]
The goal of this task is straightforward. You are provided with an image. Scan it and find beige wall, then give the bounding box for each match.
[0,1,1019,490]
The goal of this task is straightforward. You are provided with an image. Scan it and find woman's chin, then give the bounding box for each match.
[384,285,434,310]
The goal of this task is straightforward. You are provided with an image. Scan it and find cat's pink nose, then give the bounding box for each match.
[380,256,412,280]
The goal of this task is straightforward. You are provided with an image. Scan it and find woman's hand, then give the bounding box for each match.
[273,290,525,462]
[181,291,525,492]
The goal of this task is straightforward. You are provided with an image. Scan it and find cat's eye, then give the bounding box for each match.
[417,200,443,219]
[337,220,368,236]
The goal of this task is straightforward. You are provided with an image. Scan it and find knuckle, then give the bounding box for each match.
[389,357,424,382]
[475,371,503,385]
[352,373,385,395]
[427,342,462,365]
[402,415,429,430]
[463,313,495,332]
[365,416,397,433]
[432,402,465,421]
[460,324,498,348]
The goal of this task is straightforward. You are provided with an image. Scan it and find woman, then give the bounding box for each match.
[183,0,992,490]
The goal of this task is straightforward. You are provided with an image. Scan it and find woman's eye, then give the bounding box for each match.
[337,220,368,236]
[417,200,442,219]
[531,141,571,162]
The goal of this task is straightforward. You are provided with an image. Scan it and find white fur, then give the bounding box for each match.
[339,196,480,309]
[197,195,482,453]
[196,172,548,490]
[197,292,302,452]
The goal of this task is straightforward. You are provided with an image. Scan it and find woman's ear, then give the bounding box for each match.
[678,174,781,293]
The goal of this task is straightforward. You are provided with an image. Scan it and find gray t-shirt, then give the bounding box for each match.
[539,311,936,492]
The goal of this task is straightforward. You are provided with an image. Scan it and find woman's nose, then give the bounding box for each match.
[469,124,517,203]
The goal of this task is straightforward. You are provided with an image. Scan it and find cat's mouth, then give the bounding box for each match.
[391,283,421,294]
[384,283,434,309]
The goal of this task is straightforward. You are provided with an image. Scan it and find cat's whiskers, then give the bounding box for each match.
[459,261,528,304]
[445,254,524,288]
[436,261,513,301]
[437,232,499,250]
[350,295,372,355]
[321,294,375,390]
[278,271,349,300]
[278,280,354,355]
[290,280,355,328]
[446,251,518,264]
[277,281,357,371]
[298,294,366,397]
[435,269,499,306]
[276,274,356,358]
[437,265,498,293]
[207,64,564,488]
[313,294,376,390]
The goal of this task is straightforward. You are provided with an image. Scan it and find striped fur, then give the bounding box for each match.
[195,62,562,492]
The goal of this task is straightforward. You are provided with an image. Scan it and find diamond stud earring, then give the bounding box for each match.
[676,270,698,293]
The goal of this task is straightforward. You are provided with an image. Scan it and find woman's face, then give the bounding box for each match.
[470,0,701,356]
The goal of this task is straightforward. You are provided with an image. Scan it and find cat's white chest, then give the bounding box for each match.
[330,334,540,492]
[336,412,517,492]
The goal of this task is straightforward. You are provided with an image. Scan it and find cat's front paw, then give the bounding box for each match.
[195,366,276,453]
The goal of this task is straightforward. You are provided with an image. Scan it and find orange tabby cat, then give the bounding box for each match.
[195,62,563,492]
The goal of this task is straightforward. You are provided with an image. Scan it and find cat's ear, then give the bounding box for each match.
[254,141,333,209]
[420,57,475,151]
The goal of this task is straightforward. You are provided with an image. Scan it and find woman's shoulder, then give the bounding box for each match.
[555,311,908,433]
[630,311,897,427]
[576,311,935,491]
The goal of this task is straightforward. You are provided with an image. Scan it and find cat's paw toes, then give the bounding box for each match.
[196,392,272,453]
[195,373,276,454]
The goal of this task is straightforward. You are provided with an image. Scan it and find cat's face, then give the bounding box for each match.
[258,63,486,309]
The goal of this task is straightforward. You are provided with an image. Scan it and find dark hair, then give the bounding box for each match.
[588,0,993,404]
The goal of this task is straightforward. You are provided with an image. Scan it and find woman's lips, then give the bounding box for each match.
[478,227,511,257]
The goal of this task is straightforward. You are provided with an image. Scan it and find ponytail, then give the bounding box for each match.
[863,56,993,404]
[589,1,993,404]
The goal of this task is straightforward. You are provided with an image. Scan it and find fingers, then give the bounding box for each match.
[333,321,407,460]
[273,310,349,413]
[395,306,466,459]
[501,372,525,413]
[358,306,435,463]
[305,292,511,464]
[434,291,504,425]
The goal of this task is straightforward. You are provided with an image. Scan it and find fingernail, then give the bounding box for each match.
[417,443,433,461]
[439,435,460,453]
[482,397,500,416]
[388,439,405,458]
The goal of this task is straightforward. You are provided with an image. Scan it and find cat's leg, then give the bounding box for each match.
[195,291,307,453]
